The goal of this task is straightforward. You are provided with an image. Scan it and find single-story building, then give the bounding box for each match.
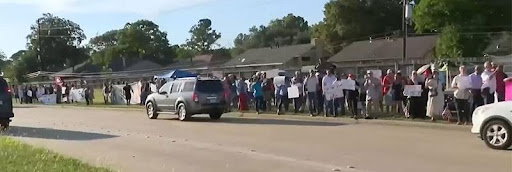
[220,39,332,78]
[328,35,438,77]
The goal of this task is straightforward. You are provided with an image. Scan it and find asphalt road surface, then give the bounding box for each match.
[5,107,512,172]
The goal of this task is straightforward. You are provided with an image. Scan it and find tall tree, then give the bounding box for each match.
[27,13,86,71]
[234,14,311,54]
[186,19,222,54]
[413,0,511,58]
[312,0,402,52]
[90,20,175,69]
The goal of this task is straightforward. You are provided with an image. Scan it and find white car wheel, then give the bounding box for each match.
[483,120,512,150]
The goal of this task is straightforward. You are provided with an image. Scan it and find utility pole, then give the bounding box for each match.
[37,19,44,73]
[37,19,45,81]
[402,0,408,63]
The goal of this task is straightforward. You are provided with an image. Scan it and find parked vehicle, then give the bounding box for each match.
[471,101,512,150]
[145,77,226,121]
[0,76,13,130]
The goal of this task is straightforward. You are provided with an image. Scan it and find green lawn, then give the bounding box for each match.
[0,137,112,172]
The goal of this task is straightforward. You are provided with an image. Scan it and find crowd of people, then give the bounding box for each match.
[221,61,510,124]
[11,61,510,125]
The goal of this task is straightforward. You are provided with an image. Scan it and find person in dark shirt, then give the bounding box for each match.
[123,83,134,106]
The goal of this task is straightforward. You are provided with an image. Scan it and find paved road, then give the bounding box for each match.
[5,107,512,172]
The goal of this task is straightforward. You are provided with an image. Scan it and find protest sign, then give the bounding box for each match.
[506,81,512,101]
[288,86,300,99]
[368,70,382,79]
[404,85,422,97]
[274,76,286,87]
[340,79,356,90]
[333,81,345,98]
[40,94,57,105]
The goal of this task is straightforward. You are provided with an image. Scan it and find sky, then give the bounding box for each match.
[0,0,329,57]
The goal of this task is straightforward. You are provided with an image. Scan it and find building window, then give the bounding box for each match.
[301,57,311,62]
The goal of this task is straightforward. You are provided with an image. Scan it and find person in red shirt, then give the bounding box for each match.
[382,69,395,113]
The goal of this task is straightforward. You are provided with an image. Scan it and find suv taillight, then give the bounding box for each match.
[192,92,199,102]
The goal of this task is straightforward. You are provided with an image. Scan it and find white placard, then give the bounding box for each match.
[458,76,472,90]
[368,70,382,79]
[274,76,286,87]
[288,86,300,99]
[333,81,345,98]
[212,71,223,78]
[404,85,422,97]
[340,79,356,90]
[40,94,57,105]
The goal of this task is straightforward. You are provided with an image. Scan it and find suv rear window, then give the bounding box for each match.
[196,80,224,93]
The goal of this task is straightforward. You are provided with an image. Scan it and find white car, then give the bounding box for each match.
[472,101,512,150]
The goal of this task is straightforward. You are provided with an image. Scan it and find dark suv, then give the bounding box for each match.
[145,77,226,121]
[0,77,13,130]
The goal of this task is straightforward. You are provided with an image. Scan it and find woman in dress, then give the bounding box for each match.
[391,72,405,115]
[426,71,444,121]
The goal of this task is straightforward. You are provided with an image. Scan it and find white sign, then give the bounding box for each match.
[333,81,345,98]
[288,86,300,99]
[265,69,285,78]
[211,71,223,78]
[340,79,356,90]
[368,70,382,79]
[274,76,286,87]
[40,94,57,105]
[404,85,422,97]
[458,76,472,90]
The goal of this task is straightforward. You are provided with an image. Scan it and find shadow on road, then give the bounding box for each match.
[160,116,345,126]
[3,126,118,141]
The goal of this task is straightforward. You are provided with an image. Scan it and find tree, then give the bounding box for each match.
[312,0,402,52]
[186,19,222,54]
[413,0,510,58]
[90,20,176,69]
[234,14,311,54]
[27,13,86,71]
[173,45,195,60]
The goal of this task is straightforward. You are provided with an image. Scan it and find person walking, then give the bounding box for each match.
[322,68,337,117]
[452,66,472,125]
[426,71,444,121]
[236,77,249,112]
[304,70,319,116]
[123,83,134,106]
[103,83,112,105]
[252,76,264,114]
[481,61,496,104]
[275,75,289,115]
[262,72,274,112]
[469,65,484,113]
[364,71,382,119]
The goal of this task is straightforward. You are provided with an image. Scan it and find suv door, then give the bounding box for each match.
[168,81,183,111]
[154,82,172,111]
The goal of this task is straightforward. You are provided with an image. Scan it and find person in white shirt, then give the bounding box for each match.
[452,66,472,125]
[364,71,382,119]
[322,68,337,117]
[481,61,496,104]
[304,70,319,116]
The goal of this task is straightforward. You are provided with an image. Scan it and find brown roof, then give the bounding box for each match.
[328,35,438,62]
[167,54,230,69]
[223,44,315,67]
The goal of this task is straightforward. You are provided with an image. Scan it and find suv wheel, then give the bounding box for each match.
[483,119,512,150]
[0,120,9,131]
[178,103,190,121]
[146,102,159,119]
[209,112,222,120]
